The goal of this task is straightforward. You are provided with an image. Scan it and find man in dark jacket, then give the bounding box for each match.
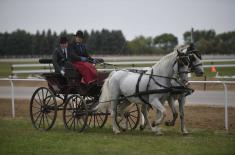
[52,37,69,75]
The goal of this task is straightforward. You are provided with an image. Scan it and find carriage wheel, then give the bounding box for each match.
[63,94,88,132]
[29,87,57,131]
[85,96,109,128]
[115,102,140,131]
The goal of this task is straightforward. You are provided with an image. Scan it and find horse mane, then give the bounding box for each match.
[148,51,178,75]
[174,44,190,54]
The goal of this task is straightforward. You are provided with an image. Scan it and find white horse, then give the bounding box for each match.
[140,44,204,134]
[96,49,191,134]
[165,44,204,134]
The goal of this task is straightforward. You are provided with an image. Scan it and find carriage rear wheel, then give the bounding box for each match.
[63,94,88,132]
[85,96,109,128]
[115,102,140,131]
[29,87,57,131]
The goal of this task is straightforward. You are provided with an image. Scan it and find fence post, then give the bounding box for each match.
[222,82,228,131]
[204,76,207,91]
[9,79,15,118]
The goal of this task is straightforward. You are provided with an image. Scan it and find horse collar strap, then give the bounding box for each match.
[135,69,171,107]
[135,72,152,107]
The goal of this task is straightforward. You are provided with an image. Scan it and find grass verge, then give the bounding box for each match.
[0,118,235,155]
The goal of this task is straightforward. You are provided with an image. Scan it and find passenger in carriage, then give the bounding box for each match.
[52,36,69,75]
[68,30,103,85]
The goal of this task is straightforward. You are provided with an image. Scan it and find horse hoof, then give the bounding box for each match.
[182,130,189,135]
[182,132,189,136]
[114,131,120,134]
[151,121,156,127]
[140,125,145,131]
[155,131,163,136]
[113,129,121,134]
[165,121,174,126]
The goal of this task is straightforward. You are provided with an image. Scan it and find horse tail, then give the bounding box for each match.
[94,71,115,111]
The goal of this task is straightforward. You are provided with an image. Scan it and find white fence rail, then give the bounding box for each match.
[10,60,235,77]
[0,78,234,131]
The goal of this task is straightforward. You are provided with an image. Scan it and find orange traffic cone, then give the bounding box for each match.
[210,65,216,73]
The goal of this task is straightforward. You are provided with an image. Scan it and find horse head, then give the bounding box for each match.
[174,44,204,77]
[175,48,190,84]
[186,44,204,77]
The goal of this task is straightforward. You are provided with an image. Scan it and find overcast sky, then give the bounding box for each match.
[0,0,234,43]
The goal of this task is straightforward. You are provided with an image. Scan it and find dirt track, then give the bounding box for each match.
[0,99,234,132]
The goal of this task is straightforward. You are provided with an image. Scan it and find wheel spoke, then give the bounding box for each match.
[32,110,41,116]
[95,116,100,127]
[44,113,50,127]
[78,118,83,127]
[42,113,45,129]
[73,117,76,130]
[127,117,133,128]
[38,113,43,128]
[45,96,52,106]
[88,116,92,126]
[117,117,124,124]
[130,114,138,118]
[32,106,40,110]
[34,99,41,106]
[45,89,48,99]
[98,115,104,123]
[129,116,135,124]
[37,91,42,105]
[46,112,54,121]
[76,117,79,129]
[42,89,44,102]
[69,117,75,129]
[93,115,96,126]
[34,112,42,123]
[129,109,138,113]
[66,115,74,125]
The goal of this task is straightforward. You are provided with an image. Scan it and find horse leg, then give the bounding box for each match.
[139,104,152,131]
[165,96,178,126]
[150,98,166,135]
[111,100,121,134]
[178,95,188,135]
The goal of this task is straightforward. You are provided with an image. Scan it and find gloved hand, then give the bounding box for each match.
[93,59,97,64]
[80,57,88,62]
[60,69,65,76]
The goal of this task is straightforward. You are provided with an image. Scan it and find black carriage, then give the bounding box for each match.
[29,59,141,132]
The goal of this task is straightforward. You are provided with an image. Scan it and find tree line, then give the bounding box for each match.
[0,29,234,57]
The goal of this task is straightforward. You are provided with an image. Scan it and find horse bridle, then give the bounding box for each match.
[176,48,203,74]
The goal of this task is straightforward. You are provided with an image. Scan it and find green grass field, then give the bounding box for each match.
[0,118,235,155]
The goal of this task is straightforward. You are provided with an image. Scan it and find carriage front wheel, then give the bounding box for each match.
[29,87,57,131]
[115,102,140,131]
[63,94,88,132]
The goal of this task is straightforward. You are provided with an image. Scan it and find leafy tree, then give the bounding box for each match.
[183,29,235,54]
[153,33,178,53]
[127,36,155,55]
[183,29,216,44]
